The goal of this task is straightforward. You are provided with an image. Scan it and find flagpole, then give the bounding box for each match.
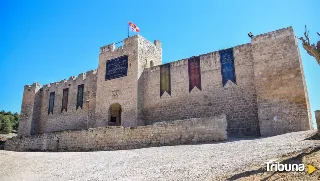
[128,21,129,38]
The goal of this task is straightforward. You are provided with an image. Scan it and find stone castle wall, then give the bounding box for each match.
[315,110,320,130]
[18,83,41,136]
[17,26,312,138]
[6,115,227,151]
[95,37,140,128]
[38,70,98,134]
[95,36,162,128]
[18,70,98,136]
[137,38,162,125]
[140,27,312,137]
[251,27,313,136]
[141,43,260,136]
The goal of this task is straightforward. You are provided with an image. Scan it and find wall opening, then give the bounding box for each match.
[108,103,122,126]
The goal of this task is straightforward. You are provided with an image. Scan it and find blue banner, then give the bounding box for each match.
[219,48,236,86]
[106,55,128,80]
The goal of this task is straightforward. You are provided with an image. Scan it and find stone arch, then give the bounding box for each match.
[108,103,122,126]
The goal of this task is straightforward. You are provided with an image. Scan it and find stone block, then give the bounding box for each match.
[315,110,320,130]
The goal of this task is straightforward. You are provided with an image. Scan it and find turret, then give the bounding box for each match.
[18,82,41,136]
[95,35,162,127]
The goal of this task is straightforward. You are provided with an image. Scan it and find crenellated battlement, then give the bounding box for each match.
[68,76,76,81]
[100,41,127,55]
[138,35,162,47]
[146,42,252,74]
[154,40,161,48]
[251,26,294,44]
[100,35,135,54]
[86,69,98,77]
[100,35,161,56]
[24,82,41,91]
[38,69,98,91]
[231,43,252,51]
[100,43,115,54]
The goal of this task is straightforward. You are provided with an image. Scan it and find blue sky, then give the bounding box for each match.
[0,0,319,126]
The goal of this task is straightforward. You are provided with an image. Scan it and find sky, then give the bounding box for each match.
[0,0,319,126]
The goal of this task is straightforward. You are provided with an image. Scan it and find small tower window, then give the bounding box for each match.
[150,60,154,67]
[61,88,69,112]
[76,84,84,109]
[48,92,55,114]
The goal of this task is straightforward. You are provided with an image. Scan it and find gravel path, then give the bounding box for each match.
[0,130,319,181]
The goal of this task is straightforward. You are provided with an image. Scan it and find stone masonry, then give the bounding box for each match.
[6,115,227,151]
[315,110,320,130]
[17,26,312,139]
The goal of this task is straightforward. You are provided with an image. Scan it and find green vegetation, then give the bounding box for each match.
[0,110,19,134]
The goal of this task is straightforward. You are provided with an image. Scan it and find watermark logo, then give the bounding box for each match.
[266,162,317,174]
[307,164,317,174]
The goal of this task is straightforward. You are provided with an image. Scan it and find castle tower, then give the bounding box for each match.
[18,83,41,136]
[251,27,313,136]
[95,35,162,127]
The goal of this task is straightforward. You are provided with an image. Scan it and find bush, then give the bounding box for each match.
[0,111,19,133]
[0,117,12,134]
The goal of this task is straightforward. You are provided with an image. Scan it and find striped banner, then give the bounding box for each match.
[188,56,202,92]
[160,63,171,97]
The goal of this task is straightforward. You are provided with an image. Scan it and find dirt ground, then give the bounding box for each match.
[0,131,319,181]
[219,134,320,181]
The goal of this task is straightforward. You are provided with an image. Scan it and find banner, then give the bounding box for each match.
[106,55,128,80]
[219,48,236,86]
[188,56,202,92]
[160,63,171,97]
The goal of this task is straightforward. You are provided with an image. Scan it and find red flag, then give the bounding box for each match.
[128,21,140,32]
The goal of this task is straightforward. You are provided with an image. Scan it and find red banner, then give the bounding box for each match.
[188,56,201,92]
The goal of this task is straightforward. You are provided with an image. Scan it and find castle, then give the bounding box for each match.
[18,26,313,140]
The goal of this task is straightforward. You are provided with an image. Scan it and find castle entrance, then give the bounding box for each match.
[109,103,122,126]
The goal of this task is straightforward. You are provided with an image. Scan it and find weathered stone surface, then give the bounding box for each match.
[17,26,312,140]
[141,43,261,136]
[315,110,320,130]
[18,83,40,137]
[38,70,97,133]
[6,115,227,151]
[251,27,313,136]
